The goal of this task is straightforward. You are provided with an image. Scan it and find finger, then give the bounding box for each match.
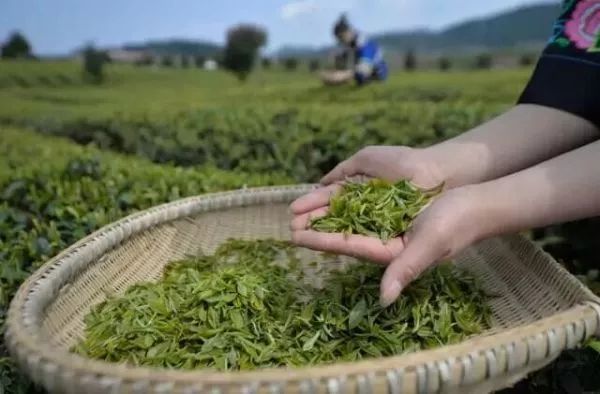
[291,230,405,264]
[289,184,342,215]
[320,157,362,185]
[379,232,447,307]
[290,207,329,231]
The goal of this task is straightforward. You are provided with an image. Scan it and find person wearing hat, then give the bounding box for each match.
[321,14,388,86]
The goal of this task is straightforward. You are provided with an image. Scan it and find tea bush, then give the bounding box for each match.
[0,62,598,392]
[0,127,290,392]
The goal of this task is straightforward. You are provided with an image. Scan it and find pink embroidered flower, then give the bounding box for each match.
[565,0,600,50]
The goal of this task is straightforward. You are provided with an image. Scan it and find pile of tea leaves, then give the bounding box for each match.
[311,179,441,241]
[75,239,491,371]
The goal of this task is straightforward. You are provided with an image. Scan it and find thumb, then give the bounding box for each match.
[320,157,361,185]
[379,230,448,307]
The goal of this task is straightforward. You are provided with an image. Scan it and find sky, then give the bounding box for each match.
[0,0,555,55]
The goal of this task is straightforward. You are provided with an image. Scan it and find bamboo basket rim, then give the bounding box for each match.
[6,184,600,391]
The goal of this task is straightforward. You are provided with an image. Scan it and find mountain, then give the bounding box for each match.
[122,39,221,57]
[274,2,560,57]
[374,3,560,52]
[275,45,328,59]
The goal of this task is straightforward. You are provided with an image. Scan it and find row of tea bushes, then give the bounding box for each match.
[8,102,502,183]
[1,127,599,393]
[0,127,291,393]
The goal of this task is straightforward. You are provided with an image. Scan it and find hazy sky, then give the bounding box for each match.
[0,0,556,55]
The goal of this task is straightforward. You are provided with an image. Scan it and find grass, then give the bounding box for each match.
[0,59,528,121]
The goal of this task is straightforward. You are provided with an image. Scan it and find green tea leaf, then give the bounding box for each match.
[230,309,244,329]
[588,340,600,354]
[237,282,248,297]
[348,299,367,329]
[302,331,321,352]
[310,179,440,241]
[75,239,491,372]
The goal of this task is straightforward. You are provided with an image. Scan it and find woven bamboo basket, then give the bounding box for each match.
[6,185,600,394]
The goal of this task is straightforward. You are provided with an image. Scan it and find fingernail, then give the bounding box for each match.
[379,280,402,308]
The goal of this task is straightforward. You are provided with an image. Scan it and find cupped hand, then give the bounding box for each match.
[320,146,444,189]
[290,186,485,307]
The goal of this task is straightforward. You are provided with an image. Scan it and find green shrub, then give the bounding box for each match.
[223,24,267,81]
[474,53,493,70]
[0,127,290,393]
[283,57,299,71]
[404,49,417,71]
[1,32,32,59]
[438,57,451,71]
[82,45,107,84]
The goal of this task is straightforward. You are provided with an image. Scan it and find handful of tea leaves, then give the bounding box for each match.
[311,179,441,241]
[75,239,491,371]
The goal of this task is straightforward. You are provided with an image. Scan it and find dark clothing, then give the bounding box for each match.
[518,0,600,128]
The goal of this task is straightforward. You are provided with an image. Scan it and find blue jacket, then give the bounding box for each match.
[353,34,388,85]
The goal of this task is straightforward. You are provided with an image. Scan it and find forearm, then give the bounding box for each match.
[469,139,600,238]
[422,104,598,188]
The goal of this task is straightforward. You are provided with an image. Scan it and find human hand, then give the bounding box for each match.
[320,146,444,190]
[290,186,485,307]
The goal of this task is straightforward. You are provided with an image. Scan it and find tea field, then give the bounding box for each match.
[0,60,598,393]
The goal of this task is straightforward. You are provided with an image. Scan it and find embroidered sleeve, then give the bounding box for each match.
[518,0,600,128]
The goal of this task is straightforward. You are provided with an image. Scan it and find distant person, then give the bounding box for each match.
[321,14,388,86]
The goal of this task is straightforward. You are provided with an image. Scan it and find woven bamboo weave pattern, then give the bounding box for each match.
[5,185,600,394]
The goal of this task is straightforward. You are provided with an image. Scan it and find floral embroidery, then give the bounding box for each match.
[564,0,600,51]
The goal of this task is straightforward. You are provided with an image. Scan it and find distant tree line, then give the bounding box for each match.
[1,29,540,86]
[138,49,538,77]
[151,54,216,68]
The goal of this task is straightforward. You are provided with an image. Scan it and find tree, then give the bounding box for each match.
[194,54,206,68]
[519,54,535,67]
[283,57,298,71]
[1,32,32,59]
[438,57,451,72]
[404,49,417,71]
[474,53,493,69]
[261,57,272,69]
[161,55,174,67]
[222,24,267,81]
[309,59,320,72]
[181,55,190,68]
[82,45,107,84]
[134,53,154,67]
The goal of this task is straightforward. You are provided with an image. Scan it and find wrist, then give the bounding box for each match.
[418,143,485,189]
[404,147,447,189]
[444,185,501,244]
[456,183,517,242]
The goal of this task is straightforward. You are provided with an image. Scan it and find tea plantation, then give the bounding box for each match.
[0,60,598,393]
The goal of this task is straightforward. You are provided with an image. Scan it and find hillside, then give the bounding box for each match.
[98,3,560,60]
[123,38,221,56]
[375,3,560,52]
[275,2,560,57]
